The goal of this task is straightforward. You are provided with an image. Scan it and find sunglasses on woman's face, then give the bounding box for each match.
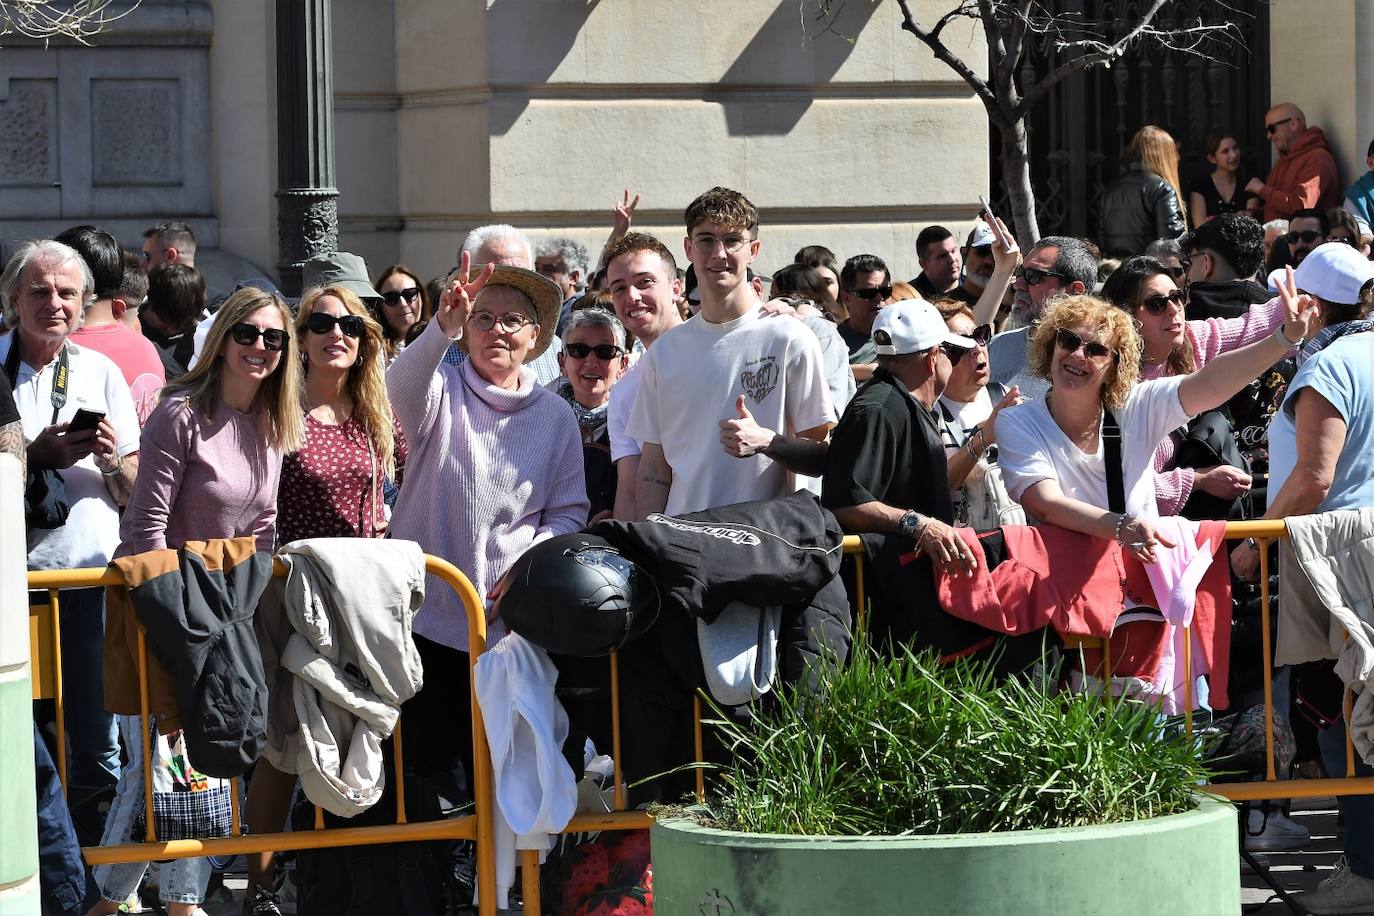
[564,342,625,361]
[941,343,973,366]
[1139,288,1187,316]
[381,287,421,306]
[845,286,892,301]
[306,312,366,338]
[1163,261,1190,282]
[1054,328,1114,362]
[229,323,288,351]
[969,323,994,346]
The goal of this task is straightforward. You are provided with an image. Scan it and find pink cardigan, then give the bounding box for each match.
[1147,296,1285,515]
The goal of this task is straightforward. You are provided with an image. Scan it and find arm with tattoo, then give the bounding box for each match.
[0,420,24,481]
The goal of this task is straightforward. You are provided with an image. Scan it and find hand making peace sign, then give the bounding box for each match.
[436,250,497,338]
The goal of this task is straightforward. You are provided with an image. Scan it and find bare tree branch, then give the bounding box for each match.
[1000,0,1034,91]
[1,0,141,45]
[894,0,999,114]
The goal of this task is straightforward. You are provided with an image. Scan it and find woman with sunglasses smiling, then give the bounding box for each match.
[237,284,406,913]
[933,302,1024,527]
[92,286,303,916]
[996,291,1314,565]
[555,307,630,522]
[1102,255,1290,515]
[374,264,431,363]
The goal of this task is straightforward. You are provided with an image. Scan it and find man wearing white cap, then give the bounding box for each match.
[822,299,989,653]
[1229,242,1374,915]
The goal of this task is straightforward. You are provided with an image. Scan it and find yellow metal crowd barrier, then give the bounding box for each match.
[29,519,1374,916]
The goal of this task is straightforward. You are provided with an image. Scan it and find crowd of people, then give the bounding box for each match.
[3,98,1373,916]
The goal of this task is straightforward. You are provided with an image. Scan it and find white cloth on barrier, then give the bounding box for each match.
[1277,507,1374,764]
[257,538,426,817]
[474,631,579,910]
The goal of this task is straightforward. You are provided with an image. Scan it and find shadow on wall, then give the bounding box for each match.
[487,0,600,135]
[715,0,879,136]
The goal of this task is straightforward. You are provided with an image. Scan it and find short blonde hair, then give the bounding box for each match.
[1027,295,1141,412]
[165,287,304,452]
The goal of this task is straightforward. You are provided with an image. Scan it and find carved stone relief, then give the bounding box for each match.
[0,80,59,186]
[91,78,182,186]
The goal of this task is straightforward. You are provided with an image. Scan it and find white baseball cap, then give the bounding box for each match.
[871,299,976,356]
[1293,242,1374,305]
[966,221,996,249]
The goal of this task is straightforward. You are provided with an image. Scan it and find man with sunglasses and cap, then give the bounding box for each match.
[822,298,991,654]
[1247,102,1339,222]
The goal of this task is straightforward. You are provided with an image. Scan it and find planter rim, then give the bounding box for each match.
[653,791,1235,849]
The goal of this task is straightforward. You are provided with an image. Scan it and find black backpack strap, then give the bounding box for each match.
[1103,409,1125,515]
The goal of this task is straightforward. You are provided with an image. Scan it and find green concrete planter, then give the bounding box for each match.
[652,793,1238,916]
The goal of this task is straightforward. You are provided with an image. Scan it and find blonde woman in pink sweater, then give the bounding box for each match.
[1100,255,1287,515]
[386,255,587,784]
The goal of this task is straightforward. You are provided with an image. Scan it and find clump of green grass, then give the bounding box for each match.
[700,642,1214,837]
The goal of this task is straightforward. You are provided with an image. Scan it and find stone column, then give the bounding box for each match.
[274,0,338,296]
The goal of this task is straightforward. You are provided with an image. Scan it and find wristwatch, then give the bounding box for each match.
[898,509,922,538]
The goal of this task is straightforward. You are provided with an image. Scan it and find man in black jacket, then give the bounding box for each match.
[1183,213,1273,320]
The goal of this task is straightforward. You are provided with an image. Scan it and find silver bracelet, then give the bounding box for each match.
[1113,513,1130,545]
[1274,324,1304,349]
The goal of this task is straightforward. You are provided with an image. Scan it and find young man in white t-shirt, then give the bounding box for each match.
[627,187,835,517]
[604,232,685,520]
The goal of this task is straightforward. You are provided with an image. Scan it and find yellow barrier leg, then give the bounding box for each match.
[693,695,705,803]
[392,719,407,825]
[137,628,156,842]
[520,848,542,915]
[50,588,67,795]
[1183,627,1193,738]
[610,650,627,812]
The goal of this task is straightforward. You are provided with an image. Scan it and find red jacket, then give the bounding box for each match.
[937,522,1231,708]
[1262,126,1340,220]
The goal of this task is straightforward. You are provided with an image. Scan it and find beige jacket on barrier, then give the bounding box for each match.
[1276,507,1374,763]
[256,538,426,817]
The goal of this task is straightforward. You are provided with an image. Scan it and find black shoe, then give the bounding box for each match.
[243,886,283,916]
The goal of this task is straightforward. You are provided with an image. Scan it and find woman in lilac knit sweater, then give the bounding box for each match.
[1101,255,1289,515]
[93,287,303,916]
[386,256,587,780]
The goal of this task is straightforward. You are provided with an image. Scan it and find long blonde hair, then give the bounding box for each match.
[1130,125,1188,226]
[295,285,396,478]
[164,287,304,452]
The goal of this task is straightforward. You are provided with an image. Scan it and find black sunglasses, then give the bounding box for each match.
[564,342,625,360]
[1139,289,1187,315]
[1163,261,1191,281]
[229,323,287,351]
[1014,265,1071,286]
[1286,229,1325,245]
[1265,116,1296,135]
[941,342,973,366]
[845,286,892,301]
[969,323,993,346]
[1054,328,1114,361]
[380,288,421,306]
[306,312,366,338]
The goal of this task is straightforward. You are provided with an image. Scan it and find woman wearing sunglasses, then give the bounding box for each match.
[237,284,406,913]
[555,307,630,522]
[934,303,1024,528]
[374,264,431,363]
[91,287,303,916]
[996,292,1314,565]
[1101,255,1289,515]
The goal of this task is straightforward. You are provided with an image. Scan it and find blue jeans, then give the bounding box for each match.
[34,722,89,915]
[94,716,210,906]
[35,588,121,789]
[1318,721,1374,880]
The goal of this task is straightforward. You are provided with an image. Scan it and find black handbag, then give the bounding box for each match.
[1174,409,1250,521]
[5,341,72,529]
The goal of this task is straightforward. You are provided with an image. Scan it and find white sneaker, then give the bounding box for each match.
[1244,808,1311,851]
[1303,857,1374,915]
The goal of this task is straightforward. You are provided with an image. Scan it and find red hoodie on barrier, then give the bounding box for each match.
[934,521,1232,709]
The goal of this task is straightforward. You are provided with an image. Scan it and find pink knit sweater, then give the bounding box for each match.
[386,319,589,652]
[1145,295,1285,514]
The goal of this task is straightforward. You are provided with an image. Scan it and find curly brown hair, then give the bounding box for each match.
[1027,295,1141,411]
[684,187,758,236]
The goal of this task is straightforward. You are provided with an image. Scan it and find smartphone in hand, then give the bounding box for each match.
[978,194,1015,250]
[67,408,105,434]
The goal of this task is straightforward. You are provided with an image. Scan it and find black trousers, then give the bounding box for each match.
[401,634,474,800]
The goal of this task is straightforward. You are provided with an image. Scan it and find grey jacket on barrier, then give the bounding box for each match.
[1276,507,1374,764]
[257,538,426,817]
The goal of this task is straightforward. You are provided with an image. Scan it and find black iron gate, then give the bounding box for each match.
[993,0,1271,242]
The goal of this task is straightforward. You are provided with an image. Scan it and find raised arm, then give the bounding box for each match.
[971,218,1020,328]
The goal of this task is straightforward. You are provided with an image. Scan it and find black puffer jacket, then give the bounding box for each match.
[1099,160,1186,256]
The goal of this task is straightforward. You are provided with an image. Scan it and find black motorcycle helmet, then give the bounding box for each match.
[499,533,660,656]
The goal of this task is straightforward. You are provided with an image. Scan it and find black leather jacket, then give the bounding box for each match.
[1099,160,1186,256]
